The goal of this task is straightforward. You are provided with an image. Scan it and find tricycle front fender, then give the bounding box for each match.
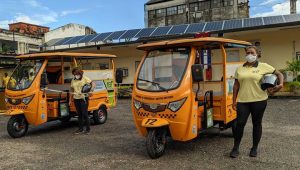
[0,109,24,116]
[141,118,169,128]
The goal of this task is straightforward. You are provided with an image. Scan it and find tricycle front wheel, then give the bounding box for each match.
[7,115,28,138]
[146,128,167,159]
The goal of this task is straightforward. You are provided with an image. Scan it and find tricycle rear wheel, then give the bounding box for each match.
[146,128,167,159]
[93,107,107,125]
[7,115,28,138]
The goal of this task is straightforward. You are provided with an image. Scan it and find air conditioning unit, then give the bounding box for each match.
[284,71,294,82]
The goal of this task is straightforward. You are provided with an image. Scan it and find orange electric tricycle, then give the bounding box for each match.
[132,37,251,158]
[1,52,120,138]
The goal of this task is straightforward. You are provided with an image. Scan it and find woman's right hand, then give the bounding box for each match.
[232,102,237,111]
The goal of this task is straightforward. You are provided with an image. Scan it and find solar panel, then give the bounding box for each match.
[223,19,243,30]
[243,17,263,27]
[119,29,141,39]
[77,34,98,43]
[204,21,223,31]
[151,26,172,36]
[54,37,74,46]
[45,38,62,46]
[263,16,284,25]
[105,30,127,40]
[64,35,87,44]
[90,32,112,42]
[167,24,188,35]
[185,23,205,33]
[135,27,156,38]
[283,14,300,22]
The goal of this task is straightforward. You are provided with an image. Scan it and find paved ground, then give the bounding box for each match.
[0,98,299,170]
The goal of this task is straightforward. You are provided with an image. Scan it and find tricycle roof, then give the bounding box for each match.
[17,52,116,59]
[137,37,252,51]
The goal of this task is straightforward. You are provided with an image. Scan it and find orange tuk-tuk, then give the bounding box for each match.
[2,52,119,138]
[132,37,251,158]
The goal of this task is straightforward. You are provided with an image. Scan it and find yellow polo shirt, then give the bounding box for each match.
[71,76,92,99]
[3,76,10,87]
[234,62,275,103]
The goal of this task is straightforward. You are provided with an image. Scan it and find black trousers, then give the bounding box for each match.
[74,97,90,131]
[233,100,267,149]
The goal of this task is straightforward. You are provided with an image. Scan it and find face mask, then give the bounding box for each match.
[75,75,81,80]
[245,54,257,63]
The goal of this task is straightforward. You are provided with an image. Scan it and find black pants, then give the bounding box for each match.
[233,100,267,150]
[74,97,90,131]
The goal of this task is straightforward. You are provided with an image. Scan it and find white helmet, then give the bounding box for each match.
[261,74,278,90]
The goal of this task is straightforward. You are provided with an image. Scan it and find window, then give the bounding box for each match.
[199,1,211,10]
[296,52,300,61]
[135,61,141,71]
[148,10,156,19]
[223,0,234,6]
[189,2,199,12]
[167,6,178,16]
[99,63,109,70]
[178,5,186,14]
[212,0,222,8]
[156,9,166,18]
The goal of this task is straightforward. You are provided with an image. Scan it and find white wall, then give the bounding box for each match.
[45,24,91,42]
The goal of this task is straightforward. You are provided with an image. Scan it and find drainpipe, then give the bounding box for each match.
[290,0,297,14]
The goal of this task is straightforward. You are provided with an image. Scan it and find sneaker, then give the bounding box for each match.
[230,149,240,158]
[83,130,90,135]
[74,129,83,135]
[249,148,257,157]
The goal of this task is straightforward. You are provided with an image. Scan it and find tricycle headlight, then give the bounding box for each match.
[168,97,187,112]
[134,99,142,110]
[5,97,8,103]
[22,95,34,105]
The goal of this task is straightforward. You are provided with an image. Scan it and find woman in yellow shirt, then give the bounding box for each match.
[230,46,284,158]
[70,68,96,134]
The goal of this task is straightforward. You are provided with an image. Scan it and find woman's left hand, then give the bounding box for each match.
[267,84,283,95]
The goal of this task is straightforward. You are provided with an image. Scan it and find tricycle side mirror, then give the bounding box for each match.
[192,64,204,82]
[116,69,123,84]
[41,73,48,88]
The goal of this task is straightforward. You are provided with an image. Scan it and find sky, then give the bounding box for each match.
[0,0,299,33]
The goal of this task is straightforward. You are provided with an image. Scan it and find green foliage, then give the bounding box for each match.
[287,81,300,92]
[286,60,300,81]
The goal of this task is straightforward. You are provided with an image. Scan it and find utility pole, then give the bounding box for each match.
[290,0,297,14]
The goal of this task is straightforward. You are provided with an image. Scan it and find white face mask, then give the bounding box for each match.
[245,54,257,63]
[75,75,81,80]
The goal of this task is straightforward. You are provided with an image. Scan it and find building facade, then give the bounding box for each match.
[44,23,96,43]
[9,22,49,36]
[145,0,249,27]
[0,29,43,55]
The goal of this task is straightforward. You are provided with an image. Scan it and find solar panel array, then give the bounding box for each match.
[46,14,300,47]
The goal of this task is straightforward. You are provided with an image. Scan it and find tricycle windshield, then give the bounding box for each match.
[7,59,44,91]
[137,47,190,92]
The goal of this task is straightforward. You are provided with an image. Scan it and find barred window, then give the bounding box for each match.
[178,5,186,14]
[199,1,211,10]
[212,0,222,8]
[156,8,166,18]
[148,10,156,19]
[167,6,178,16]
[223,0,234,6]
[189,2,199,12]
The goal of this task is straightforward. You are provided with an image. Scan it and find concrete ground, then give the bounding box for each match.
[0,98,299,170]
